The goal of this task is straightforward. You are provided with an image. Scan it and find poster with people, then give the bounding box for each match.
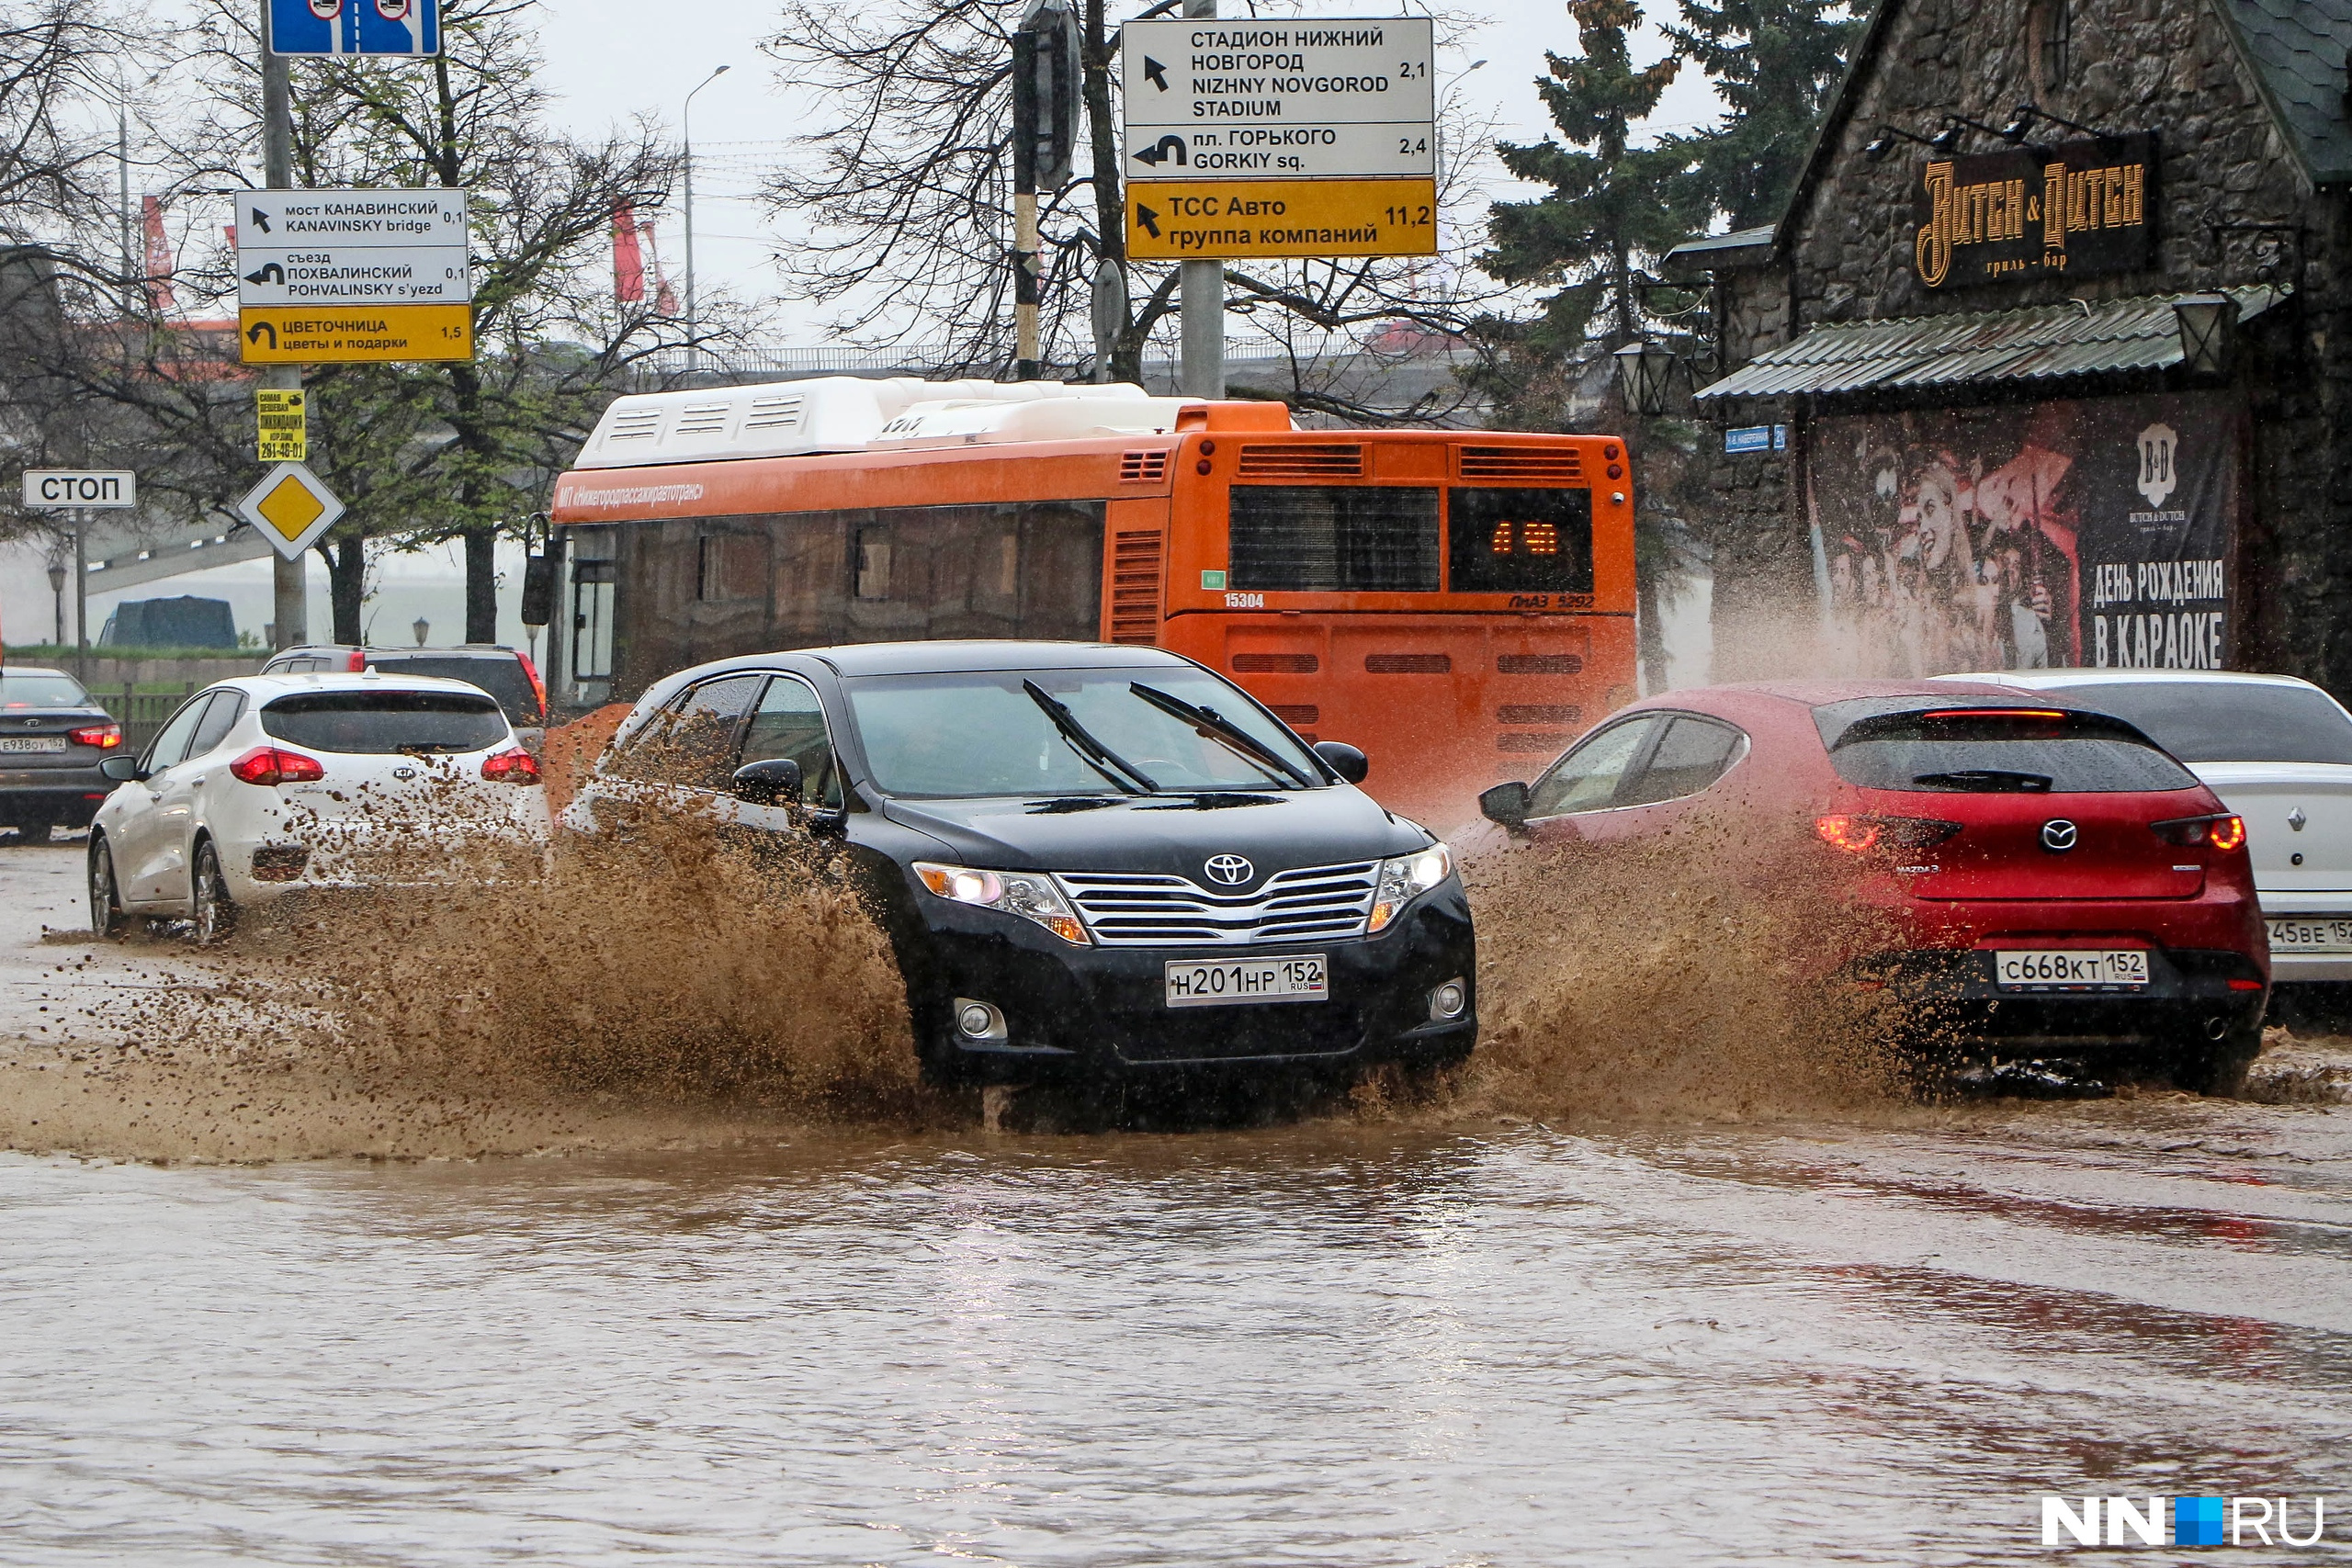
[1806,392,2238,675]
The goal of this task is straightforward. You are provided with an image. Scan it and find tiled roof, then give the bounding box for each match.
[1694,285,2289,399]
[2215,0,2352,184]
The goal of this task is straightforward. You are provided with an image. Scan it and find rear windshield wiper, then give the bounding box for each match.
[1022,680,1158,795]
[1912,769,2055,792]
[1128,682,1315,789]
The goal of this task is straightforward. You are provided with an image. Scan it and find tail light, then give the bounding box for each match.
[1815,814,1963,854]
[2154,813,2245,851]
[481,748,541,784]
[346,649,368,671]
[228,746,326,785]
[69,723,122,750]
[516,652,548,720]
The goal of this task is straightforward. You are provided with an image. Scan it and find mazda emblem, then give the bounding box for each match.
[1204,853,1254,886]
[2040,818,2078,852]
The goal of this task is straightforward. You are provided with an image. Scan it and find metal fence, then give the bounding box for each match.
[101,685,204,754]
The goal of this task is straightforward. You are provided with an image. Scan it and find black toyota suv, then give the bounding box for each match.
[562,641,1476,1084]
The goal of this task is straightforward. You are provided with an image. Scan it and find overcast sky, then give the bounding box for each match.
[523,0,1726,335]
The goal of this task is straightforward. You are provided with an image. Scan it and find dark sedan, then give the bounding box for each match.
[563,641,1476,1085]
[0,667,123,843]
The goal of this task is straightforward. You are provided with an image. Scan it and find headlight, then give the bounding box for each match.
[913,861,1090,945]
[1370,842,1452,933]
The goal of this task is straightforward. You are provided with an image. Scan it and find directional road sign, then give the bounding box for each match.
[238,304,474,363]
[1126,176,1435,260]
[257,389,308,461]
[237,463,345,560]
[20,470,138,510]
[1120,17,1433,180]
[235,189,472,362]
[267,0,438,56]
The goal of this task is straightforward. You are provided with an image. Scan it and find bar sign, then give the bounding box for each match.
[257,388,307,461]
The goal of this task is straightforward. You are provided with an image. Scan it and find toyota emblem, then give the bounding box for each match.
[2040,818,2079,852]
[1204,853,1254,886]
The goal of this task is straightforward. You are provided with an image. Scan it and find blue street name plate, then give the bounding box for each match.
[1723,424,1789,454]
[269,0,439,56]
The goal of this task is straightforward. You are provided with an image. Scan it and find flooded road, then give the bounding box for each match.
[6,845,2352,1562]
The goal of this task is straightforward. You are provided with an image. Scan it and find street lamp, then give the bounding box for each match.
[413,615,431,647]
[683,64,731,378]
[1613,339,1678,417]
[46,559,66,646]
[2174,293,2238,378]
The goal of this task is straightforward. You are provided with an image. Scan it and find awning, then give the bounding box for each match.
[1694,285,2290,400]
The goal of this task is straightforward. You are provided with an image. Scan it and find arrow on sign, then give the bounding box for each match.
[243,262,286,286]
[245,321,277,349]
[1135,204,1162,239]
[1143,55,1167,90]
[250,206,272,235]
[1133,135,1187,167]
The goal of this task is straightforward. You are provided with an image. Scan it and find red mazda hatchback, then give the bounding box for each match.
[1476,681,2270,1091]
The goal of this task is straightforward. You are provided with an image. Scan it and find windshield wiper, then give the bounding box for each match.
[1022,680,1158,795]
[1912,768,2054,792]
[1127,682,1315,789]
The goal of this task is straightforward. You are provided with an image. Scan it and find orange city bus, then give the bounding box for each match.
[550,378,1634,826]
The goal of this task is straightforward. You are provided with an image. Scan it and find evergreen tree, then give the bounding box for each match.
[1480,0,1702,359]
[1667,0,1860,231]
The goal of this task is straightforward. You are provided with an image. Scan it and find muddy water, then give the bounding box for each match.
[8,843,2352,1562]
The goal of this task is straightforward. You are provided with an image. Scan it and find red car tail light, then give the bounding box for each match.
[481,748,541,784]
[229,746,326,785]
[68,723,121,750]
[1815,814,1962,854]
[346,649,368,671]
[2153,813,2245,851]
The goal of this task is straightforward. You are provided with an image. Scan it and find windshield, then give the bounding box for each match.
[2038,681,2352,765]
[843,667,1324,799]
[261,691,509,755]
[366,655,541,724]
[0,672,92,709]
[1825,708,2197,794]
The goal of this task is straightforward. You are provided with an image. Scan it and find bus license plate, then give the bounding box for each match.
[1165,954,1328,1008]
[1994,949,2149,989]
[0,737,66,752]
[2268,917,2352,953]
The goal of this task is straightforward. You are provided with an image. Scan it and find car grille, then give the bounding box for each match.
[1057,861,1378,947]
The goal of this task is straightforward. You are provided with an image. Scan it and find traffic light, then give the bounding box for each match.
[1012,0,1083,193]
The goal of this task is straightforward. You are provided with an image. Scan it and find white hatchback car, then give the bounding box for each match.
[88,671,550,941]
[1942,669,2352,985]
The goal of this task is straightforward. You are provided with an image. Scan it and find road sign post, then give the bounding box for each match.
[19,473,131,679]
[1121,14,1437,267]
[235,189,472,364]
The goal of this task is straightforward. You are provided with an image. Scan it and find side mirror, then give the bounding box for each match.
[1312,740,1369,785]
[731,757,803,806]
[1479,780,1532,829]
[99,753,144,783]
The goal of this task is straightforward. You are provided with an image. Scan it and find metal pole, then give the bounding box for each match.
[1012,26,1040,379]
[74,513,88,684]
[262,5,307,649]
[684,65,729,378]
[117,96,133,310]
[1177,0,1223,399]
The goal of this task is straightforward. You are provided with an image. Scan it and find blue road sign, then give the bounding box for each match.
[268,0,438,56]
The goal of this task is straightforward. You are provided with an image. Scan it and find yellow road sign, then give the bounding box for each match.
[237,303,473,364]
[256,388,307,461]
[1125,177,1436,260]
[235,461,345,560]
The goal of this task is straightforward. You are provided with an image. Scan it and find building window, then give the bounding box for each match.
[2030,0,2071,97]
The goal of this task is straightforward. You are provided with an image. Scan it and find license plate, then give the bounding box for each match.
[0,737,66,753]
[2267,917,2352,953]
[1994,949,2150,989]
[1164,953,1328,1008]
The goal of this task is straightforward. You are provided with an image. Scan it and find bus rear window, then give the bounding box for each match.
[1228,487,1439,592]
[1820,707,2198,794]
[1450,488,1595,594]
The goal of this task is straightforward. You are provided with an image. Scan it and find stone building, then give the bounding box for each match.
[1668,0,2351,685]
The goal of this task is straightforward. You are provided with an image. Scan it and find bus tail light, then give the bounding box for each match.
[517,652,548,719]
[229,747,326,785]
